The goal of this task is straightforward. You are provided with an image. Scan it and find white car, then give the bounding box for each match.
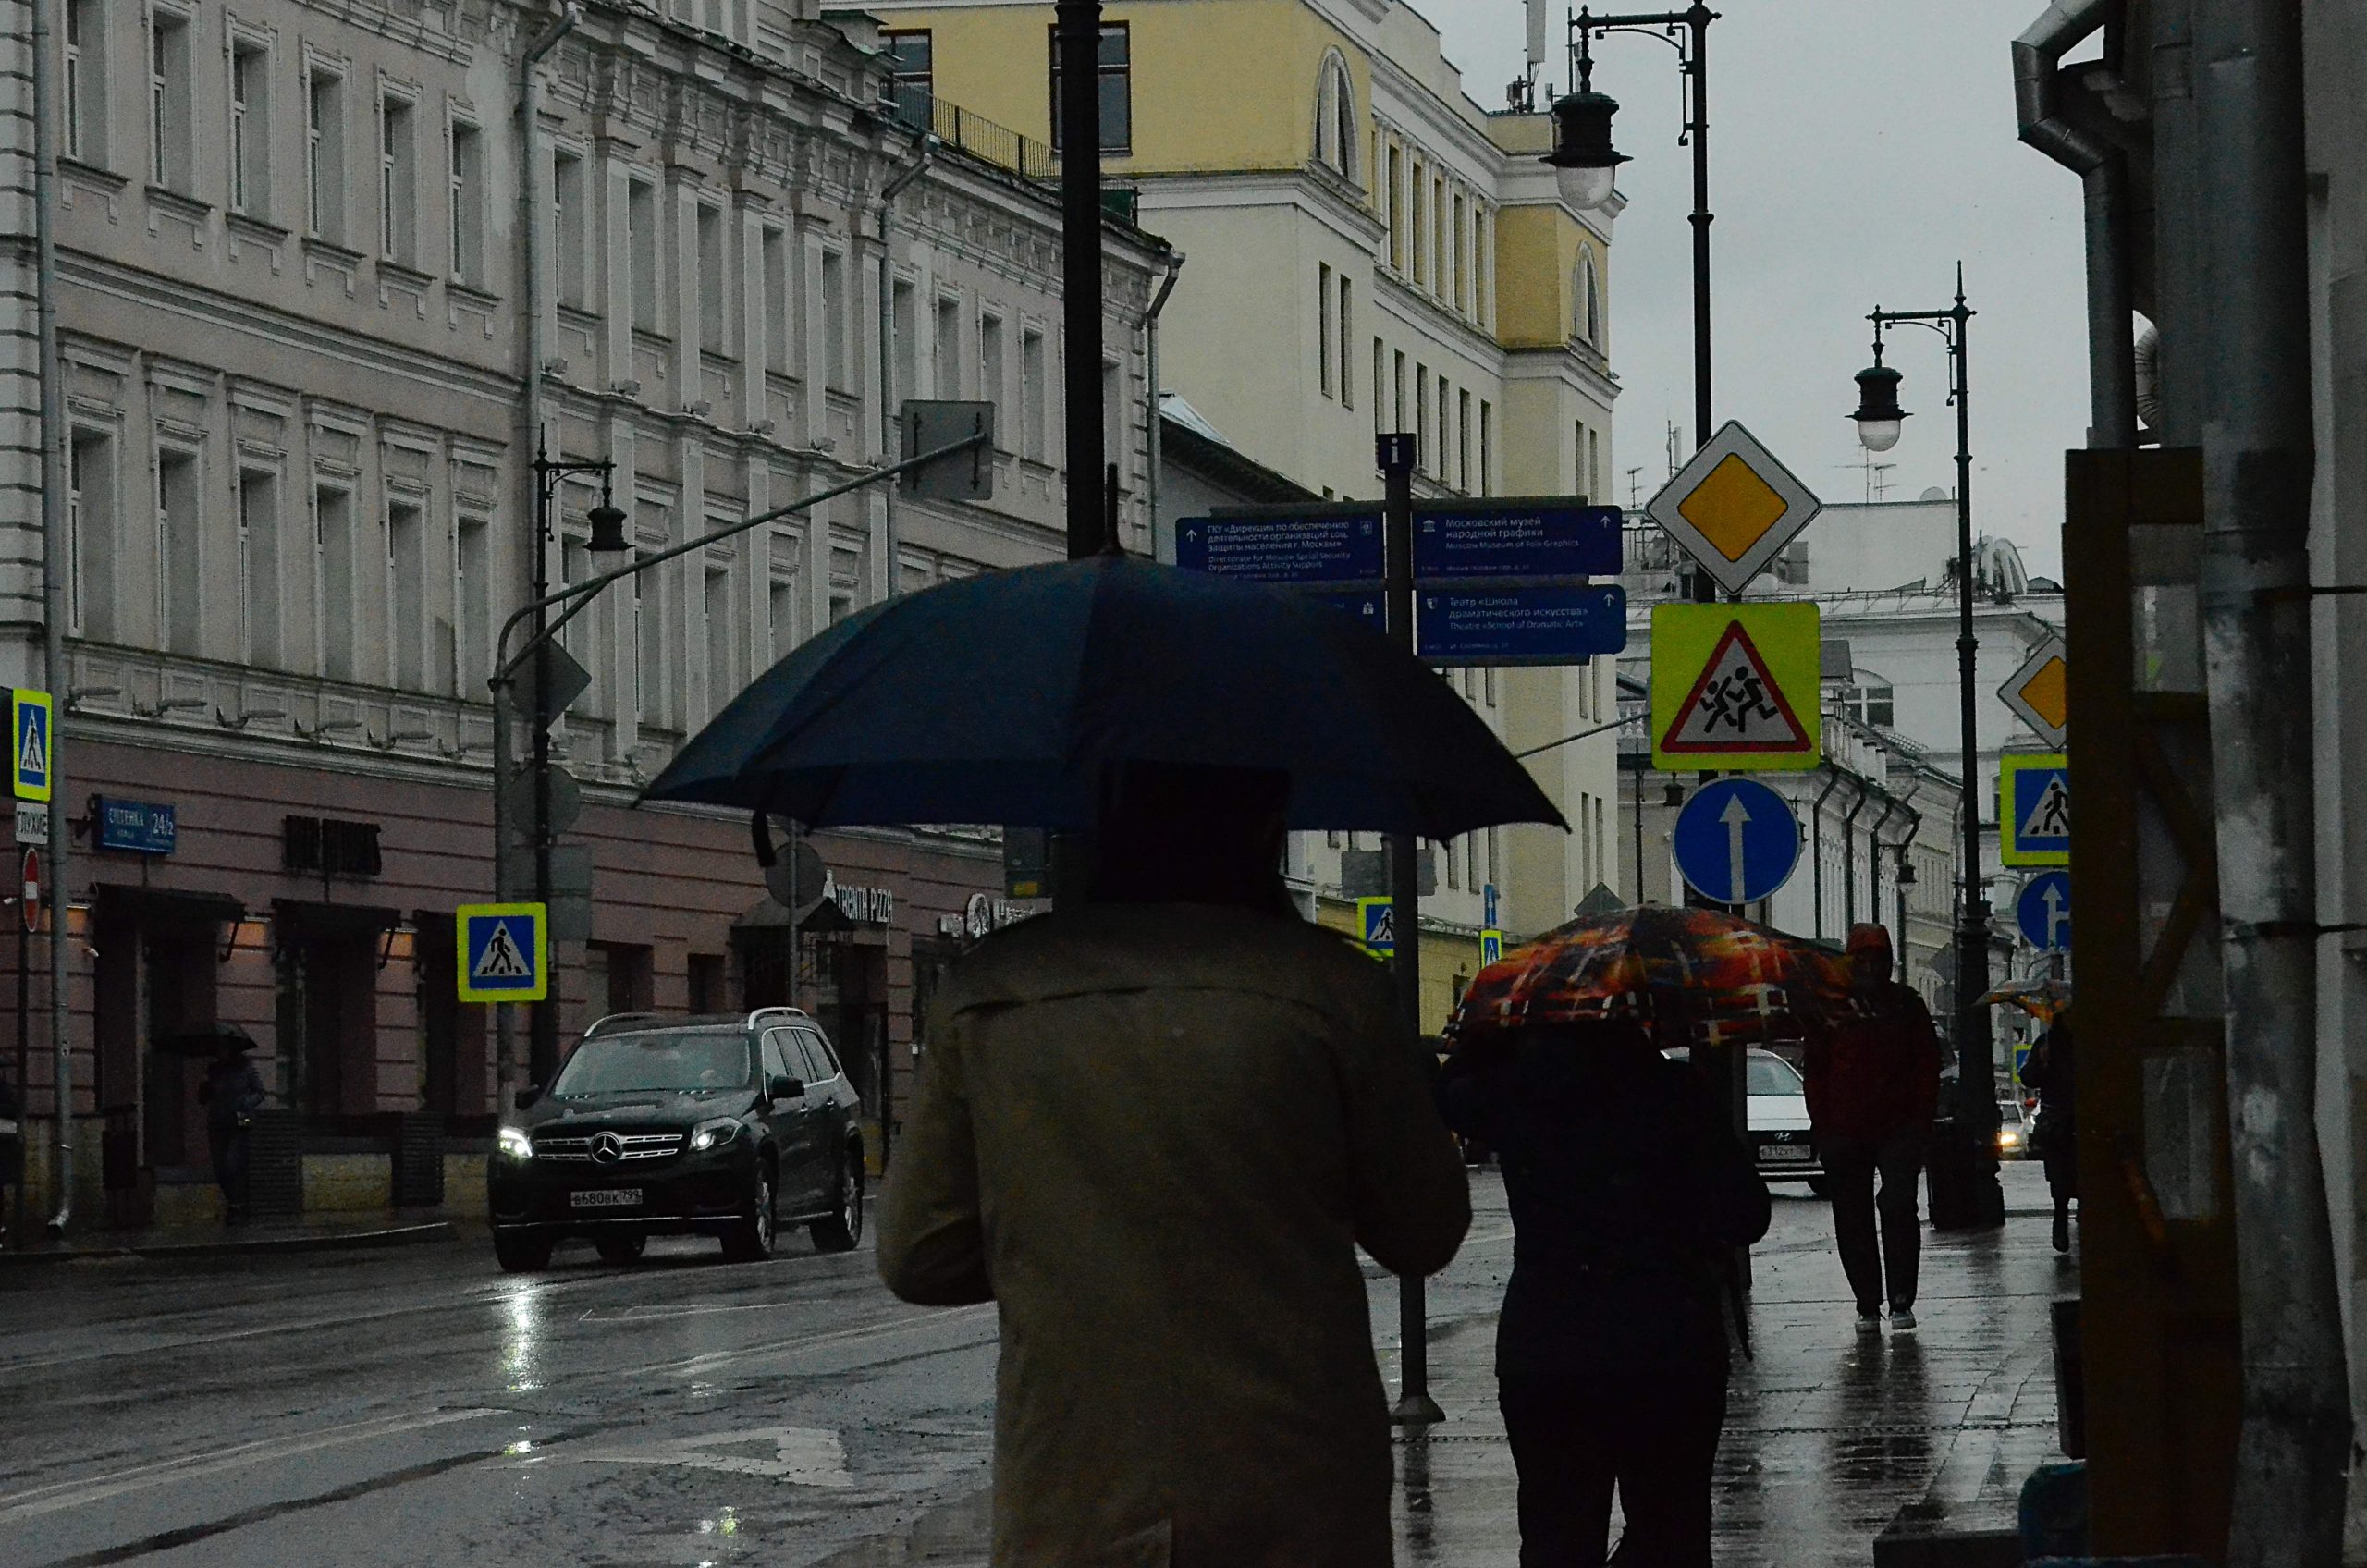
[1746,1048,1822,1188]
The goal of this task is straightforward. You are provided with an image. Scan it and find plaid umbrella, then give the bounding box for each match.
[1979,978,2071,1024]
[1449,905,1861,1048]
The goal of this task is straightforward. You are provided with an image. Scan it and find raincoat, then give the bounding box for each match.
[878,904,1472,1568]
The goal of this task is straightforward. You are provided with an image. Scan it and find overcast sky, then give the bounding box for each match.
[1416,0,2091,576]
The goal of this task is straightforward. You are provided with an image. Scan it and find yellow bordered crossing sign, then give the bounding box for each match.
[457,903,548,1003]
[12,689,52,803]
[1650,603,1822,771]
[2000,754,2070,867]
[1644,422,1824,597]
[1999,636,2068,748]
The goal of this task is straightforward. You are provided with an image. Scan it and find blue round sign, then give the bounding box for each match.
[1672,778,1801,905]
[2016,870,2073,953]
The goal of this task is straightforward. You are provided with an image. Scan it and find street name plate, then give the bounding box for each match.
[1416,584,1628,666]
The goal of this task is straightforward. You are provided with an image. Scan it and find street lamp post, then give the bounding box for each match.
[1849,266,2005,1229]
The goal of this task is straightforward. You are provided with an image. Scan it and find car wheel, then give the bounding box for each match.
[723,1163,777,1263]
[595,1232,646,1266]
[494,1228,553,1273]
[811,1151,865,1254]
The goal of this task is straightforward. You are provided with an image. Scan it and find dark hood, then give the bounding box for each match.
[514,1087,758,1131]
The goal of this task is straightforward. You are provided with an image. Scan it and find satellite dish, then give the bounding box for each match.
[1920,487,1950,503]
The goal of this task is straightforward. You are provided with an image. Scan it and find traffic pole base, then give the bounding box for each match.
[1926,1122,2007,1231]
[1390,1391,1445,1427]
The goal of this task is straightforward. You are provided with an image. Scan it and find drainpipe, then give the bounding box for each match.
[1890,802,1924,984]
[2195,0,2351,1559]
[32,0,68,1233]
[2012,0,2137,448]
[1142,249,1184,558]
[1809,768,1845,942]
[1838,777,1870,930]
[1865,789,1900,957]
[495,2,580,1112]
[876,135,937,598]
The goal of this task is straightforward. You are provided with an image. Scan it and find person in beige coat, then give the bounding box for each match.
[878,763,1473,1568]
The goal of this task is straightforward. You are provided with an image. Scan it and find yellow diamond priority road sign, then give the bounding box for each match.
[1999,635,2068,748]
[1645,421,1823,596]
[1650,603,1822,771]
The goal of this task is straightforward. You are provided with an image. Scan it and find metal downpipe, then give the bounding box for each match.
[32,0,68,1233]
[1839,777,1870,930]
[1810,768,1845,941]
[877,134,936,598]
[1142,249,1183,557]
[2012,0,2138,449]
[2194,0,2352,1560]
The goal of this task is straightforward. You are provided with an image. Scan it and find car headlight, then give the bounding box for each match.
[1998,1128,2023,1147]
[497,1126,533,1161]
[689,1118,742,1153]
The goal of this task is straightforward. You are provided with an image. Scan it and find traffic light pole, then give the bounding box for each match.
[1378,433,1441,1427]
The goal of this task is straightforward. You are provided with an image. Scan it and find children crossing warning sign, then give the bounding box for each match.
[457,903,548,1002]
[1650,603,1822,771]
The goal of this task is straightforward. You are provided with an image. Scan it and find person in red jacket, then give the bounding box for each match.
[1805,924,1943,1331]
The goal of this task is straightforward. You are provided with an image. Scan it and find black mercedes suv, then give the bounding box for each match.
[487,1009,865,1272]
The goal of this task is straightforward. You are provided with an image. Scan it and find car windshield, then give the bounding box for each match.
[1748,1053,1806,1097]
[550,1033,754,1096]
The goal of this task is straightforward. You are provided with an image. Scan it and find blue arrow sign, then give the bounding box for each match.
[1174,511,1385,584]
[1672,778,1801,905]
[2016,870,2073,953]
[1416,584,1628,665]
[1411,501,1623,579]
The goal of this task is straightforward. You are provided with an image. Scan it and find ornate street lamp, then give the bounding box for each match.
[1851,350,1908,455]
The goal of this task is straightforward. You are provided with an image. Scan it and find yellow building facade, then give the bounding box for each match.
[869,0,1626,1029]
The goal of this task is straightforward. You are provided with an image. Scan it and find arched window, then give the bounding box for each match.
[1314,55,1357,182]
[1577,250,1601,346]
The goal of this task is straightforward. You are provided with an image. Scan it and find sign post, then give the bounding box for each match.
[12,844,31,1248]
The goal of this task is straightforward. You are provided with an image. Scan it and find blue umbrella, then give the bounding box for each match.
[642,555,1564,839]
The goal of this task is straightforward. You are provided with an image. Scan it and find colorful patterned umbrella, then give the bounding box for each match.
[1979,978,2071,1024]
[1449,904,1861,1048]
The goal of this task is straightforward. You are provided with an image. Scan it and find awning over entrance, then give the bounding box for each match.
[271,899,403,937]
[93,884,245,926]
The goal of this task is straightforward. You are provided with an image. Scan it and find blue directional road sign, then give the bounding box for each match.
[1412,501,1624,580]
[1672,778,1802,905]
[2016,870,2073,954]
[1416,584,1628,666]
[1174,511,1385,584]
[457,903,549,1003]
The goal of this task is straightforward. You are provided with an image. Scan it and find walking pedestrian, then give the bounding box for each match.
[2020,1015,2078,1253]
[877,762,1472,1568]
[1438,1019,1770,1568]
[1804,924,1942,1332]
[198,1037,265,1225]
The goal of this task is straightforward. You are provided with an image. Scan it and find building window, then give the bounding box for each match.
[67,429,113,639]
[238,469,278,668]
[1476,209,1492,326]
[1432,177,1446,296]
[65,0,106,165]
[1479,400,1492,496]
[147,6,191,193]
[935,294,962,397]
[1021,327,1048,462]
[552,148,587,310]
[1386,144,1404,272]
[1318,263,1333,399]
[760,225,791,375]
[1049,23,1131,153]
[1338,276,1354,410]
[1838,679,1896,729]
[1448,190,1463,307]
[1409,163,1425,286]
[315,484,353,680]
[1392,349,1406,435]
[1580,250,1601,346]
[1414,364,1429,472]
[886,29,932,121]
[449,119,484,285]
[704,560,732,720]
[1315,55,1356,180]
[819,246,848,386]
[378,92,417,265]
[889,277,917,400]
[1438,379,1450,484]
[696,202,728,355]
[386,497,425,689]
[456,515,488,695]
[980,312,1007,419]
[1588,427,1602,499]
[229,38,270,217]
[1370,337,1384,435]
[627,177,659,334]
[156,447,200,656]
[306,67,345,242]
[1458,388,1472,492]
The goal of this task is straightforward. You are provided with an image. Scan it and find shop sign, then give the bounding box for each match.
[953,893,1036,940]
[96,797,177,855]
[825,875,894,925]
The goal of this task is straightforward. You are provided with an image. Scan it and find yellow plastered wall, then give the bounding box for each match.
[1315,902,1483,1036]
[891,0,1368,176]
[1493,206,1604,351]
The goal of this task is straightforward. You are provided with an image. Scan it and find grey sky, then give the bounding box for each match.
[1413,0,2091,576]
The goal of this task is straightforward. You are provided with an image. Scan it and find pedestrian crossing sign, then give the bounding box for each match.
[457,903,548,1002]
[1650,603,1821,771]
[2000,754,2070,867]
[1357,897,1395,957]
[12,689,51,803]
[1480,929,1503,968]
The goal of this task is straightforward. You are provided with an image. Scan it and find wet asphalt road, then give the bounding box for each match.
[0,1168,2066,1566]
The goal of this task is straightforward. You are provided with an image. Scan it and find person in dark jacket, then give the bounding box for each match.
[2020,1016,2077,1252]
[1439,1018,1771,1568]
[198,1039,266,1224]
[1804,924,1944,1332]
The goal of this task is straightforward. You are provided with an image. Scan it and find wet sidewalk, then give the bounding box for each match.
[0,1212,453,1266]
[821,1162,2071,1568]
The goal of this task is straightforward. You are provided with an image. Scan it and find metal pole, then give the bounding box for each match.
[2195,0,2351,1556]
[529,458,558,1085]
[31,0,71,1235]
[877,137,935,600]
[1686,3,1711,458]
[1378,433,1439,1426]
[1947,279,2001,1206]
[15,909,28,1247]
[1056,0,1103,561]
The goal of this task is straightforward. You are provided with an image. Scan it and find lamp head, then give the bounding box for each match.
[586,500,631,554]
[1851,362,1908,453]
[1542,89,1627,211]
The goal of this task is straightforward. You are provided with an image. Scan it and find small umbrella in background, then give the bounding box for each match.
[1449,905,1860,1050]
[1979,978,2071,1026]
[644,555,1563,839]
[152,1023,262,1058]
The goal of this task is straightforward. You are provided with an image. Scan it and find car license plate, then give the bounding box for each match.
[571,1188,644,1208]
[1760,1146,1813,1163]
